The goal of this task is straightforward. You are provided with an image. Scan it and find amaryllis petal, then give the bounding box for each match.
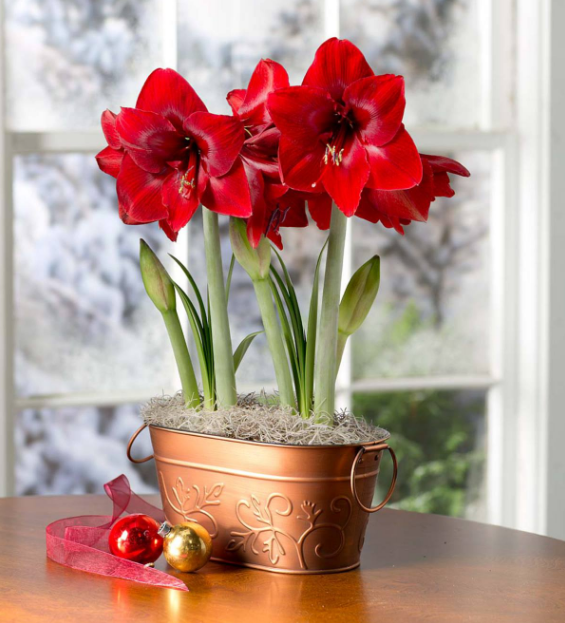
[184,112,244,178]
[161,169,202,232]
[202,158,252,217]
[116,107,185,173]
[159,219,179,242]
[424,154,470,198]
[241,126,281,179]
[101,110,121,149]
[269,86,336,191]
[275,191,308,228]
[278,135,326,192]
[119,201,143,225]
[266,228,283,249]
[356,158,434,233]
[237,59,289,127]
[424,154,471,177]
[344,74,406,146]
[264,189,308,249]
[322,132,370,216]
[431,171,455,198]
[268,86,335,144]
[302,38,373,101]
[158,220,179,241]
[96,146,123,178]
[227,89,246,114]
[136,68,207,130]
[245,125,280,152]
[116,154,168,223]
[307,192,333,230]
[244,167,267,248]
[366,126,423,190]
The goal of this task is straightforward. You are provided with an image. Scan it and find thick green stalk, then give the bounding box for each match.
[253,277,295,408]
[162,309,199,408]
[314,206,348,422]
[202,208,237,407]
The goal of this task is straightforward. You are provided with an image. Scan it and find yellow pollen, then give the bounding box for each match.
[324,144,344,166]
[179,172,196,195]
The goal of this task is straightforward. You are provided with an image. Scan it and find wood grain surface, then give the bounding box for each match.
[1,494,564,622]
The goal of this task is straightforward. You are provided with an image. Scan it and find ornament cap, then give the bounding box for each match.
[158,521,172,538]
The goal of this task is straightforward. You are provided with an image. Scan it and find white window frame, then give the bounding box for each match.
[1,0,563,540]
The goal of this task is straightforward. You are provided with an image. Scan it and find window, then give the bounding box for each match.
[2,0,564,538]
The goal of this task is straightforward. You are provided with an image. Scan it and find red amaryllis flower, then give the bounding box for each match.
[96,68,252,241]
[308,154,470,233]
[267,38,423,218]
[96,110,124,178]
[227,59,305,248]
[252,182,310,249]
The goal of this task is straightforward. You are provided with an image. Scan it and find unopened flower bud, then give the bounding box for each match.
[229,217,271,281]
[338,255,380,337]
[139,239,176,313]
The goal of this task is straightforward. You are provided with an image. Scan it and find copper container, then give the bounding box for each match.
[127,424,397,574]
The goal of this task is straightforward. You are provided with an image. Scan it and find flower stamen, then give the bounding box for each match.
[179,151,198,196]
[266,205,291,235]
[324,144,344,166]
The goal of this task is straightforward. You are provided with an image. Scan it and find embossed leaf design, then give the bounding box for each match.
[263,534,286,565]
[159,472,224,539]
[208,483,224,500]
[228,493,353,570]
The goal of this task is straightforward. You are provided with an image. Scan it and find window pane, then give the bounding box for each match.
[178,0,326,115]
[341,0,483,128]
[4,0,163,130]
[15,404,156,495]
[14,153,178,397]
[351,151,491,380]
[353,390,487,520]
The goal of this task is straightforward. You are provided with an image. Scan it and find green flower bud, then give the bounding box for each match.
[139,239,176,313]
[338,255,380,337]
[229,217,271,281]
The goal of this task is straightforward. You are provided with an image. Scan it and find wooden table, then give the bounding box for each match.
[1,495,564,622]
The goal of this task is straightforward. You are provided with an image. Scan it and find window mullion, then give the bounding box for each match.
[0,0,15,494]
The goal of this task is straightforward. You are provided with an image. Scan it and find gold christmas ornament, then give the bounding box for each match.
[158,521,212,572]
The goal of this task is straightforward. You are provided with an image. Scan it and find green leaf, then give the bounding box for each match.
[304,240,328,416]
[269,277,302,407]
[272,247,304,341]
[169,254,207,327]
[226,254,236,301]
[173,282,213,404]
[233,330,264,373]
[269,265,305,375]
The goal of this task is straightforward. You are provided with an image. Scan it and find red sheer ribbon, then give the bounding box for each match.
[45,474,188,591]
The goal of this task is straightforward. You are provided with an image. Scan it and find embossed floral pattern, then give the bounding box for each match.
[227,493,352,569]
[159,473,223,538]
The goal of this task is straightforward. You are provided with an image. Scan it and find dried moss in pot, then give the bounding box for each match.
[141,392,388,446]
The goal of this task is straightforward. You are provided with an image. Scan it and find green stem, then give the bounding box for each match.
[202,208,237,407]
[253,278,295,408]
[314,206,348,423]
[162,309,199,408]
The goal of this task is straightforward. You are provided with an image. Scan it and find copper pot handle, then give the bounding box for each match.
[126,423,154,464]
[350,443,398,513]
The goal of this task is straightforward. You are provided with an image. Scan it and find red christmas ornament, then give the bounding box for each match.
[108,514,163,564]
